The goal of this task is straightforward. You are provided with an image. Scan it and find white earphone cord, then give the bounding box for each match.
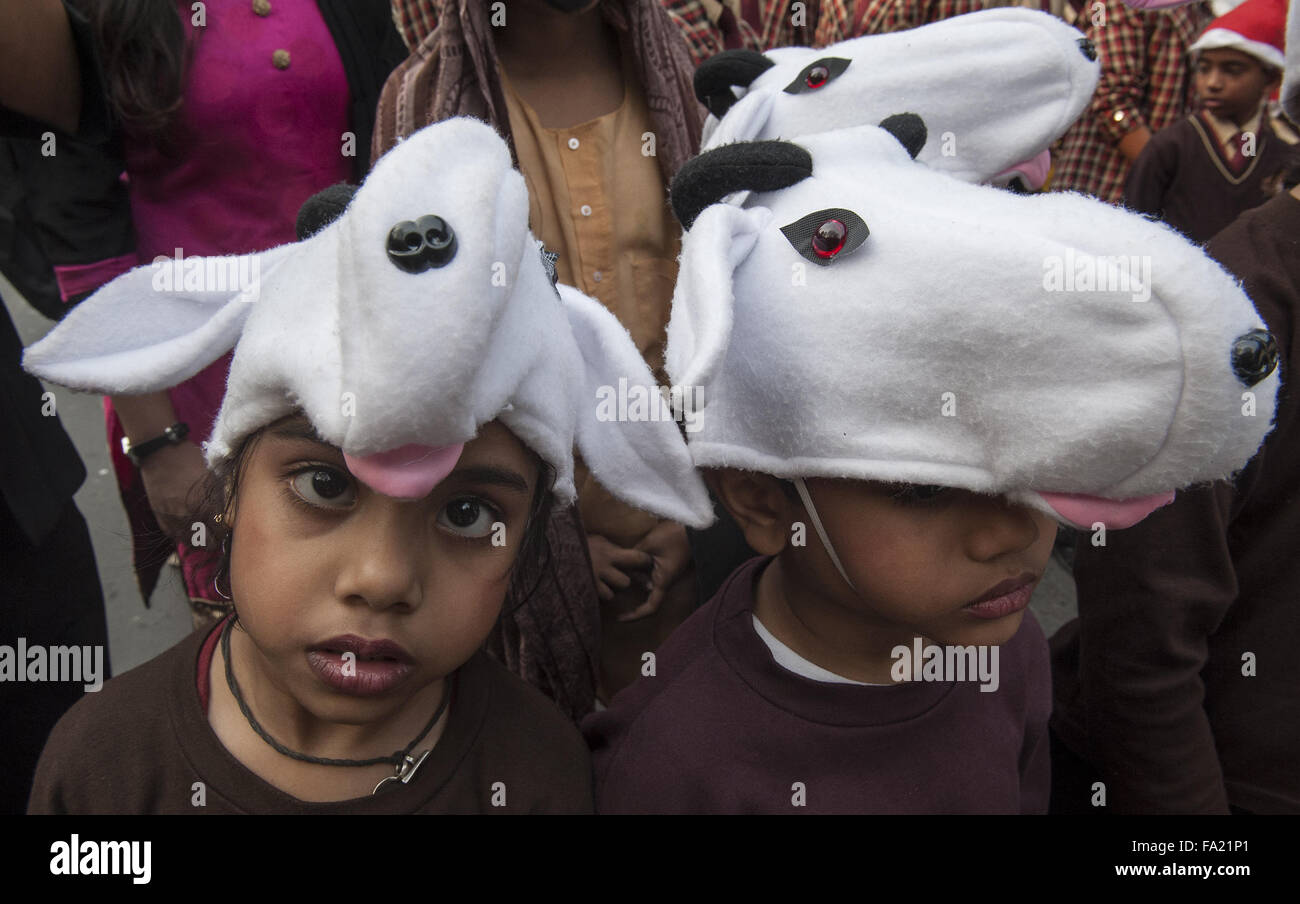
[791,477,856,591]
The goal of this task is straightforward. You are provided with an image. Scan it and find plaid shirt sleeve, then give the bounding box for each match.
[392,0,438,51]
[849,0,987,41]
[1089,0,1155,145]
[662,0,763,64]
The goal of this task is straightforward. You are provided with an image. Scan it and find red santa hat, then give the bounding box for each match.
[1190,0,1287,71]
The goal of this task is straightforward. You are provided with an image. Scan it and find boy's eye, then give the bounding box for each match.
[437,498,499,538]
[889,484,951,506]
[290,468,356,509]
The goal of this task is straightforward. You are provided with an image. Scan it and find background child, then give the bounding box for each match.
[584,117,1278,813]
[1125,0,1295,242]
[22,118,711,813]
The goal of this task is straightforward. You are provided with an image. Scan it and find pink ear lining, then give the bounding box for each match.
[343,443,465,500]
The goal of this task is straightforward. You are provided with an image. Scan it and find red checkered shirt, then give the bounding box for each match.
[665,0,989,64]
[1051,0,1210,203]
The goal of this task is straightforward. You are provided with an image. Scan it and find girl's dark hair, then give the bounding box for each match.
[191,428,558,620]
[75,0,193,138]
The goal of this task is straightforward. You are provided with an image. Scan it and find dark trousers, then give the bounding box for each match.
[0,498,108,813]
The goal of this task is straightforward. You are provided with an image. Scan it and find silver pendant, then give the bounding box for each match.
[371,748,432,795]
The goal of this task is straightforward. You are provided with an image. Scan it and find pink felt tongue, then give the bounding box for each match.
[994,149,1052,190]
[343,443,464,500]
[1037,490,1176,529]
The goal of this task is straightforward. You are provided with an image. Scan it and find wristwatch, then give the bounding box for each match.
[121,422,190,466]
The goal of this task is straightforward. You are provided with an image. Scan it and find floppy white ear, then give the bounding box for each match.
[701,89,776,151]
[23,245,295,394]
[558,284,715,529]
[664,203,766,392]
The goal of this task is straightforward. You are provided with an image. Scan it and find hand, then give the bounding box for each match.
[620,521,692,622]
[587,534,653,603]
[1118,126,1152,164]
[137,440,211,542]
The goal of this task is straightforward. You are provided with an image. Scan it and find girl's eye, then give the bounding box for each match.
[437,498,499,539]
[890,484,951,506]
[290,467,357,509]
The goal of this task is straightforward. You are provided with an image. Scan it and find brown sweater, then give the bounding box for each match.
[28,624,594,814]
[1051,190,1300,814]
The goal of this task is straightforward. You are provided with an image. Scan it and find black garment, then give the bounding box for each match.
[315,0,410,181]
[0,493,108,815]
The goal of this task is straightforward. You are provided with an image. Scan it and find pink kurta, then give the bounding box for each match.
[104,0,352,603]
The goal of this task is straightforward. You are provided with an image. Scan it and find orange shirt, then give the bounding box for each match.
[500,51,682,544]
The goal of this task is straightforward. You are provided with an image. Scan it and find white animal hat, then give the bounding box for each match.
[666,118,1280,531]
[24,117,715,528]
[695,8,1100,189]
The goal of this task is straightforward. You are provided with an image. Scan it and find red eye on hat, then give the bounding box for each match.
[812,218,847,258]
[783,58,850,95]
[780,208,868,266]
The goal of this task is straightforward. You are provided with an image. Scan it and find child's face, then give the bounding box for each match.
[225,416,540,723]
[1195,49,1278,125]
[723,474,1057,647]
[797,480,1057,646]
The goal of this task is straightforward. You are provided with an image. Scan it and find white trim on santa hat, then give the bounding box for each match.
[1190,27,1286,69]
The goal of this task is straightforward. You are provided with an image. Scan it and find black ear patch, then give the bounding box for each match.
[296,182,357,240]
[879,113,927,159]
[694,50,776,118]
[780,208,869,265]
[671,140,813,230]
[782,57,851,95]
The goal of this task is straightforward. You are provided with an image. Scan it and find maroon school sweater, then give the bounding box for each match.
[583,557,1052,814]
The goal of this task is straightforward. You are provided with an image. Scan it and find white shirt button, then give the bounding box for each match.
[593,270,603,282]
[568,137,580,150]
[580,204,592,216]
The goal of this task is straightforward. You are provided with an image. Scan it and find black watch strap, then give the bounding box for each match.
[122,422,190,466]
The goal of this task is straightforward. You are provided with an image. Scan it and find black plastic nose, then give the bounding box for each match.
[1231,329,1279,386]
[386,215,457,273]
[1078,38,1097,62]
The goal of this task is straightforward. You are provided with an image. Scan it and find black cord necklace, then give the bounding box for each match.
[220,618,450,793]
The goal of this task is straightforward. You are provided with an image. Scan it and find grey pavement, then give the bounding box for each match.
[5,274,192,675]
[6,271,1079,676]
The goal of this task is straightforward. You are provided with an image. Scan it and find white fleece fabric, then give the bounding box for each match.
[666,124,1278,528]
[700,8,1100,185]
[24,117,714,528]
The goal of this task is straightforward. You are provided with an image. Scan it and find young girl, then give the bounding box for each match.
[22,117,712,813]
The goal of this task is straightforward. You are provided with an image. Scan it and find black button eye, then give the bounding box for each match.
[1231,329,1279,387]
[780,208,868,265]
[1078,38,1097,62]
[783,57,850,95]
[387,215,457,273]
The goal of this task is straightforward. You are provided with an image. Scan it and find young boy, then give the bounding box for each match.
[583,117,1278,813]
[1125,0,1295,242]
